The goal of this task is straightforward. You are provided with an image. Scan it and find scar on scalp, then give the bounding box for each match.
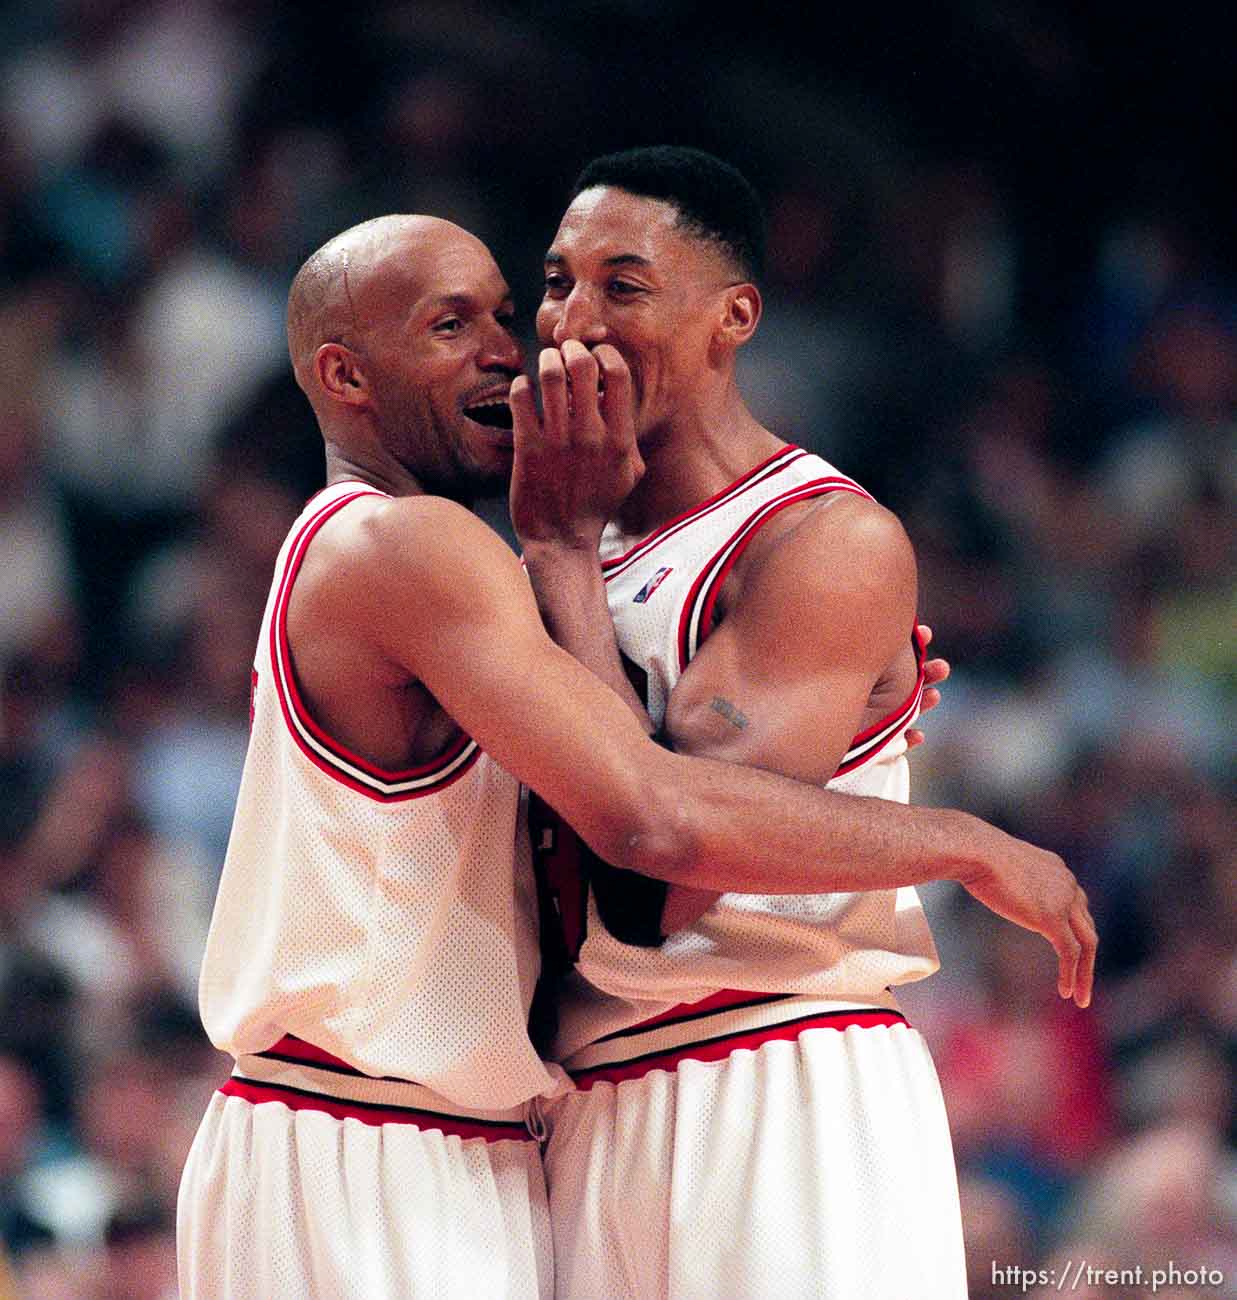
[340,246,357,332]
[710,696,749,730]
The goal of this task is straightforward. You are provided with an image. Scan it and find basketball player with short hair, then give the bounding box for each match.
[176,212,1090,1298]
[511,146,1098,1298]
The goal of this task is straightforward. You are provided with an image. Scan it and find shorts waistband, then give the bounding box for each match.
[563,992,907,1091]
[220,1035,538,1143]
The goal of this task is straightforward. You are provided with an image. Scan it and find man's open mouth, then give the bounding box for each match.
[463,399,513,430]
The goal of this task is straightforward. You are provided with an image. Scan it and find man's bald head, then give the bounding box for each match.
[286,214,484,391]
[283,214,522,500]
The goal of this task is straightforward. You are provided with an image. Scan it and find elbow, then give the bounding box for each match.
[591,782,699,885]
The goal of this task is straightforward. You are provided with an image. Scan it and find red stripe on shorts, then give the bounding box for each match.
[217,1077,534,1143]
[570,1008,907,1091]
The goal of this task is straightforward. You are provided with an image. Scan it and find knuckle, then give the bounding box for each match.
[566,354,595,384]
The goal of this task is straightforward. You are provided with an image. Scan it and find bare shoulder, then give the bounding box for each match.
[733,489,916,608]
[321,493,507,568]
[788,491,912,562]
[709,484,920,708]
[286,490,536,720]
[305,493,522,611]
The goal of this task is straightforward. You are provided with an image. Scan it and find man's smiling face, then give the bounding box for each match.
[537,186,741,445]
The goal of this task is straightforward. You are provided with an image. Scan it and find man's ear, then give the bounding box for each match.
[315,342,370,406]
[718,282,762,348]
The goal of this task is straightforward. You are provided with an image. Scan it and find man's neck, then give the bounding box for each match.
[614,399,785,538]
[324,445,427,499]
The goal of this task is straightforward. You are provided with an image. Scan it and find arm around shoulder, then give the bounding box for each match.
[335,494,686,864]
[328,493,1098,1009]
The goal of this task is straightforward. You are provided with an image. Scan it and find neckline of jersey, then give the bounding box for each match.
[601,444,803,569]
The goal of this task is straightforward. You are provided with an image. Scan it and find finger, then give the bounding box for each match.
[918,687,941,715]
[1050,921,1082,1003]
[1071,893,1098,1008]
[538,348,569,446]
[917,623,933,650]
[593,344,634,443]
[561,339,602,441]
[509,375,540,449]
[905,728,924,749]
[922,657,950,686]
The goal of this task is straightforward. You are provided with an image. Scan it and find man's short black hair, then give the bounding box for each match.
[572,146,765,280]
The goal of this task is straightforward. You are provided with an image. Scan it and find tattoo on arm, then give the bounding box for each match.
[710,696,749,730]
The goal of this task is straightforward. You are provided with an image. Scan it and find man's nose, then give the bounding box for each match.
[553,287,607,346]
[480,321,523,370]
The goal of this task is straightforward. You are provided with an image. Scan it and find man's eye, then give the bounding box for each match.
[543,275,570,297]
[434,318,463,333]
[609,280,641,295]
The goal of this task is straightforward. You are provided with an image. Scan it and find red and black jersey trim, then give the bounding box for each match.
[590,990,794,1043]
[268,487,480,802]
[832,625,926,776]
[217,1077,534,1142]
[601,446,807,580]
[676,474,873,669]
[673,476,925,778]
[256,1034,415,1083]
[568,1004,909,1091]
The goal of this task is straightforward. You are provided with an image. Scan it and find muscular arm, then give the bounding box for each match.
[333,492,920,883]
[512,342,654,731]
[521,540,671,946]
[522,543,655,732]
[323,493,1092,1005]
[666,496,915,780]
[505,345,1093,1000]
[524,492,923,930]
[655,496,914,927]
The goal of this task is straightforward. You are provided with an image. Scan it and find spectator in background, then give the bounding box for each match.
[0,338,76,673]
[936,913,1114,1239]
[125,381,320,869]
[0,1054,51,1260]
[99,1198,178,1300]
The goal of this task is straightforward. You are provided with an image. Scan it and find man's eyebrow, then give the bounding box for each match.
[428,293,478,310]
[425,291,513,312]
[543,251,652,269]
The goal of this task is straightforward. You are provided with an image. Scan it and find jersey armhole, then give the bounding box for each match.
[267,489,480,801]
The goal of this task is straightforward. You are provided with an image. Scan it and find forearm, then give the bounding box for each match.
[568,733,1090,1006]
[521,542,732,932]
[630,752,1009,894]
[521,541,653,730]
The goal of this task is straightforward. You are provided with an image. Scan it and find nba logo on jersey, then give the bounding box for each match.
[633,566,673,603]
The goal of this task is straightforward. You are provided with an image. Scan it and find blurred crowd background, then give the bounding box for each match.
[0,2,1232,1297]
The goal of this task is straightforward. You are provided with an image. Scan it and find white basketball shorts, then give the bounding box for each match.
[177,1036,552,1299]
[543,993,967,1299]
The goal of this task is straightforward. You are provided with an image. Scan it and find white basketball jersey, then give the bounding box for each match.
[198,481,560,1110]
[554,446,940,1056]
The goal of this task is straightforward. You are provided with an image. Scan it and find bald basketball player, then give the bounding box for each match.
[511,147,1098,1299]
[176,213,1092,1299]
